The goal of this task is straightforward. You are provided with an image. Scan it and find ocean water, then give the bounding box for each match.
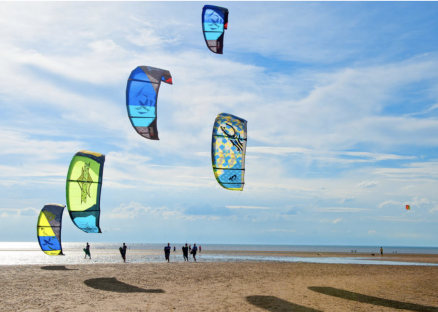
[1,242,438,254]
[0,243,437,266]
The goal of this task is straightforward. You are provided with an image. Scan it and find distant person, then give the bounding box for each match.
[189,244,192,253]
[191,243,198,262]
[182,243,189,262]
[199,245,202,252]
[84,242,91,259]
[380,247,383,256]
[174,246,176,252]
[120,243,127,263]
[164,243,171,262]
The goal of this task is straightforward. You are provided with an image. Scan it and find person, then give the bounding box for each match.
[380,247,383,256]
[164,243,171,262]
[84,242,91,259]
[174,246,176,252]
[199,245,202,252]
[189,244,192,253]
[191,243,198,262]
[121,243,127,263]
[182,243,189,262]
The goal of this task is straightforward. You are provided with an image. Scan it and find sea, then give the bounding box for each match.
[0,243,437,266]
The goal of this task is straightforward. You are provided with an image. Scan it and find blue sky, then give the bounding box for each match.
[1,2,438,246]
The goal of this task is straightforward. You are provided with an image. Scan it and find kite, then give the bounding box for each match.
[406,205,410,210]
[66,150,105,233]
[202,5,229,54]
[211,113,247,191]
[37,204,65,256]
[126,66,173,140]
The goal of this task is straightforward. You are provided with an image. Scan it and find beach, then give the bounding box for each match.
[1,251,438,312]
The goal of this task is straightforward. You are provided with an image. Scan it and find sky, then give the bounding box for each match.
[1,2,438,246]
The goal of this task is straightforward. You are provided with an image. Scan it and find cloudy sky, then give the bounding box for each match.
[1,2,438,246]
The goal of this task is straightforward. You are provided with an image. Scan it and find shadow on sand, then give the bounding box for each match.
[309,287,438,312]
[41,266,78,271]
[84,277,165,293]
[246,295,322,312]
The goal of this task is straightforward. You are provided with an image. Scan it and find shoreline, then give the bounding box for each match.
[1,249,438,266]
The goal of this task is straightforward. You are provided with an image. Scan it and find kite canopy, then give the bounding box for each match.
[202,5,229,54]
[212,113,247,191]
[126,66,173,140]
[66,150,105,233]
[37,204,65,256]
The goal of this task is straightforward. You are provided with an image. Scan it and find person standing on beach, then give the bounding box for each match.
[199,245,201,252]
[174,246,176,252]
[182,243,189,262]
[84,242,91,259]
[380,247,383,256]
[191,243,198,262]
[189,244,192,253]
[164,243,171,262]
[121,243,128,263]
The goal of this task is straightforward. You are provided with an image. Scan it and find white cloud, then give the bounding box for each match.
[109,202,150,219]
[378,200,401,208]
[263,229,296,233]
[127,28,180,47]
[340,197,355,204]
[314,207,372,213]
[356,181,379,188]
[332,218,342,224]
[429,206,438,213]
[88,39,117,53]
[0,207,39,217]
[368,230,376,234]
[226,206,270,210]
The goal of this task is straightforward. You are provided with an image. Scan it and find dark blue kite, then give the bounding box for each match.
[202,5,229,54]
[126,66,173,140]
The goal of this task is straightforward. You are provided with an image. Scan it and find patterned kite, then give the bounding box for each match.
[211,113,247,191]
[66,150,105,233]
[202,5,229,54]
[126,66,173,140]
[37,204,65,256]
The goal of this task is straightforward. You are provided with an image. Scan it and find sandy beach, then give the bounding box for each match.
[1,251,438,312]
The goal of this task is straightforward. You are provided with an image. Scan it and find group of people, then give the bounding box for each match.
[83,242,201,263]
[164,243,200,262]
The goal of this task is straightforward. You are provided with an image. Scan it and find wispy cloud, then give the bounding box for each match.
[378,200,401,208]
[313,207,372,213]
[226,206,270,210]
[357,181,379,188]
[109,202,150,219]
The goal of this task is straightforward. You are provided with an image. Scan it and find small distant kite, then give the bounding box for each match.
[406,205,410,210]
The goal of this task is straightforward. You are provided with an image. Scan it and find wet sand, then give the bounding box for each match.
[1,252,438,312]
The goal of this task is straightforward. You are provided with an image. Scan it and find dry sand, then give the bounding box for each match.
[1,252,438,312]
